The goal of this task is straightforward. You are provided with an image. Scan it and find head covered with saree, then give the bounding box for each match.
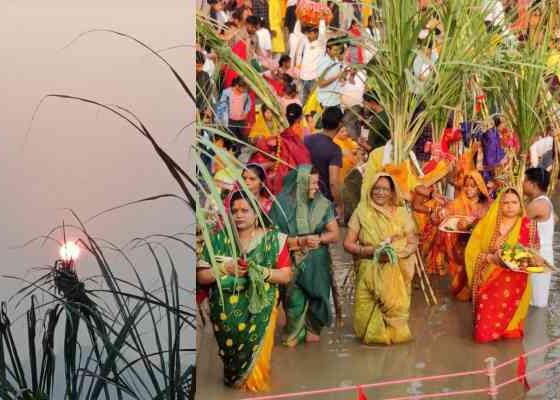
[270,165,332,236]
[269,165,336,343]
[460,170,490,202]
[352,172,415,254]
[465,186,537,289]
[465,187,538,343]
[361,171,404,209]
[350,172,417,345]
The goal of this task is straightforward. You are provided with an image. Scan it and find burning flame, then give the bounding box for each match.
[60,241,80,263]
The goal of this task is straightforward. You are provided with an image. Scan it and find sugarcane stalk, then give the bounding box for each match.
[415,258,431,306]
[416,248,438,305]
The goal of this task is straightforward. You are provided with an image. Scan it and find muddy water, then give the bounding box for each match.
[197,192,560,400]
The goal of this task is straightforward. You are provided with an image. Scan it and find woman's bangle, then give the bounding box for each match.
[219,263,228,276]
[264,268,271,282]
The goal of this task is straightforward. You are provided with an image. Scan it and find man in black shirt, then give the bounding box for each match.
[304,106,344,219]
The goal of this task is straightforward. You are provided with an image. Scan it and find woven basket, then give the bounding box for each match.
[296,0,333,27]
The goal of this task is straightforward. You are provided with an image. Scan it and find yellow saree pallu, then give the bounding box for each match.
[350,173,417,345]
[248,109,280,141]
[303,88,322,117]
[334,135,359,182]
[465,189,537,343]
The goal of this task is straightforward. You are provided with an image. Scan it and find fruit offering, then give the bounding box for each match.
[439,216,471,233]
[296,0,333,27]
[500,244,545,273]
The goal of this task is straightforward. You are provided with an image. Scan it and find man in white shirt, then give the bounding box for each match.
[254,17,276,70]
[292,19,327,105]
[530,135,554,172]
[316,38,345,109]
[341,69,366,109]
[256,18,272,54]
[340,68,366,138]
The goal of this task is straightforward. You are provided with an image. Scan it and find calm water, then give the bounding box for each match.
[197,190,560,399]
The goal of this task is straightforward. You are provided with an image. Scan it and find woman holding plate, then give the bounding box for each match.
[465,188,540,343]
[436,171,491,301]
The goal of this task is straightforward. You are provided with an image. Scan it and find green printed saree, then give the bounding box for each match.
[269,165,336,346]
[200,228,290,391]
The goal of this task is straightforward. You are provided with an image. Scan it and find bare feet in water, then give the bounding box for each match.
[305,331,320,343]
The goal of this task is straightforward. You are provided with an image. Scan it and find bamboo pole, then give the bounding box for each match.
[415,257,431,306]
[416,248,438,305]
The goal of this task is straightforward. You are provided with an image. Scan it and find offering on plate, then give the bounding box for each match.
[500,243,546,273]
[439,216,472,233]
[296,0,333,27]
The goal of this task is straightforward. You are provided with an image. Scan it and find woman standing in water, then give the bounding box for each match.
[343,173,418,345]
[269,165,340,346]
[430,171,490,301]
[466,188,540,343]
[197,191,292,391]
[523,167,556,308]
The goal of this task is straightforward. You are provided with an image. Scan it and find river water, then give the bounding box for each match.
[197,190,560,400]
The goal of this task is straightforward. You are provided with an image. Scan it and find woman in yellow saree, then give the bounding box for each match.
[343,173,418,345]
[465,188,539,343]
[248,104,281,142]
[424,171,490,300]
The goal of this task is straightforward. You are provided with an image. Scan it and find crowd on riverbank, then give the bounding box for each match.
[195,0,560,393]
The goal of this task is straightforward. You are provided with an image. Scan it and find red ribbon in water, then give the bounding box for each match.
[517,356,531,391]
[356,385,368,400]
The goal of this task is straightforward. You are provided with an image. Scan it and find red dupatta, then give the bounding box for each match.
[249,125,311,195]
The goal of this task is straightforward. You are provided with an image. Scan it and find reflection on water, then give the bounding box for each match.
[197,192,560,399]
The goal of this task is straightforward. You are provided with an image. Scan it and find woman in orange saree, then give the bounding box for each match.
[427,171,490,301]
[465,188,539,343]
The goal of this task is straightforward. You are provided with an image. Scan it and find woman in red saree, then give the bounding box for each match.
[465,188,539,343]
[249,103,311,195]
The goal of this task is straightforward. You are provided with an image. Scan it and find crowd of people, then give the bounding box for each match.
[195,0,559,393]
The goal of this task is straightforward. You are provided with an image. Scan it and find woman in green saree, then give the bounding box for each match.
[343,173,418,345]
[269,165,340,346]
[197,191,292,392]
